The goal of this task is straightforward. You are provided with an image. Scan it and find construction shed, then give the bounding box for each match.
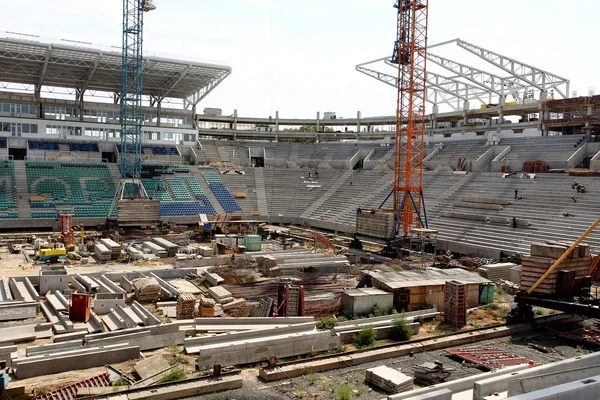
[362,269,492,312]
[341,288,393,317]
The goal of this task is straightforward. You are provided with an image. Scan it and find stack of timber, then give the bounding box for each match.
[478,262,518,282]
[176,293,197,319]
[99,238,121,260]
[198,297,223,317]
[132,278,161,303]
[94,243,111,262]
[520,242,591,294]
[365,366,413,394]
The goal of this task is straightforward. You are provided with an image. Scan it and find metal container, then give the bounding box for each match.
[244,235,262,252]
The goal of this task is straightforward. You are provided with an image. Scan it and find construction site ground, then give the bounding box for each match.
[186,327,596,400]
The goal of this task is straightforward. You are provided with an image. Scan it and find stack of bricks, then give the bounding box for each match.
[444,280,467,327]
[520,242,591,295]
[176,292,197,319]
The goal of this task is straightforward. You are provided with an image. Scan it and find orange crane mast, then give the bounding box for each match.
[391,0,429,237]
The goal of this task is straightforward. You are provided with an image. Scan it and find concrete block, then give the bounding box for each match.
[94,293,126,315]
[504,374,600,400]
[205,272,224,286]
[508,365,600,396]
[388,388,452,400]
[0,302,38,321]
[26,340,83,356]
[196,330,340,369]
[473,352,600,400]
[14,344,140,378]
[134,354,170,380]
[131,300,161,326]
[120,276,134,292]
[126,374,243,400]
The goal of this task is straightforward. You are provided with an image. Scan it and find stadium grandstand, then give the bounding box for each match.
[1,34,600,259]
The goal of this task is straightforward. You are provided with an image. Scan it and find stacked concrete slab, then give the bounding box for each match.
[356,209,395,239]
[94,243,111,262]
[366,366,413,393]
[205,272,224,286]
[478,262,518,282]
[143,241,168,258]
[520,242,590,294]
[207,286,233,304]
[100,238,122,259]
[152,237,179,257]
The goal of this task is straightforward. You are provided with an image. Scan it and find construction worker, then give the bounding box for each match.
[571,195,577,203]
[580,185,586,193]
[514,189,519,200]
[512,216,517,229]
[315,167,319,179]
[572,180,579,189]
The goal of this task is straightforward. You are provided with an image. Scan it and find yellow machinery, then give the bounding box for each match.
[38,248,67,262]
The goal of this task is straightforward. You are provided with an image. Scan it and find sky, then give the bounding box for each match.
[3,0,599,119]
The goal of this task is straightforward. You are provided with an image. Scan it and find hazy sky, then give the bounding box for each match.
[3,0,597,118]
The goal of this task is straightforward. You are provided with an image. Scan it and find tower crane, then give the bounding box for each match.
[389,0,429,238]
[108,0,156,219]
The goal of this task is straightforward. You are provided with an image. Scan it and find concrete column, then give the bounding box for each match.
[275,111,279,143]
[432,104,438,131]
[357,111,361,134]
[499,96,505,125]
[39,101,45,119]
[192,104,198,129]
[316,112,320,133]
[156,101,161,128]
[586,105,593,140]
[79,91,84,122]
[539,90,548,136]
[233,109,238,141]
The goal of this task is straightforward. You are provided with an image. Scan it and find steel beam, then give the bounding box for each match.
[515,296,600,319]
[158,64,191,102]
[456,39,569,98]
[183,69,231,110]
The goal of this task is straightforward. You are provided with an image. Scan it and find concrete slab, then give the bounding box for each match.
[168,279,201,294]
[508,365,600,396]
[14,344,141,378]
[505,374,600,400]
[473,351,600,399]
[134,354,170,380]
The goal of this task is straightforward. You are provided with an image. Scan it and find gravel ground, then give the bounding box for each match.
[187,327,596,400]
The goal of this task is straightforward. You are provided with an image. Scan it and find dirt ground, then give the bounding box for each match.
[187,326,597,400]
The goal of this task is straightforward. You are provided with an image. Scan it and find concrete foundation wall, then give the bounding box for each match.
[473,352,600,399]
[508,365,600,396]
[14,344,140,378]
[503,375,600,400]
[197,330,340,370]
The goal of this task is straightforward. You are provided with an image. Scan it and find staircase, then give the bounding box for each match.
[108,164,122,187]
[13,160,31,219]
[254,168,269,216]
[189,169,225,214]
[300,170,353,219]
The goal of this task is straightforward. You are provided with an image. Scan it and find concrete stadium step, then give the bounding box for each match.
[13,160,31,219]
[253,168,269,216]
[300,170,353,219]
